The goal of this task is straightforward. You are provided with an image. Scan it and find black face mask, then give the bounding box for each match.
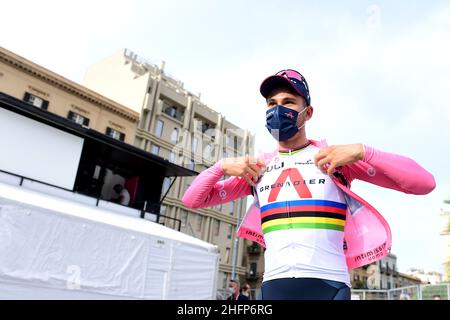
[265,105,308,141]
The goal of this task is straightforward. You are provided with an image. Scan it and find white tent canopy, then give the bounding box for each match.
[0,181,219,300]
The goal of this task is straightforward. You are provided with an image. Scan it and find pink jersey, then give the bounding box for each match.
[182,139,435,269]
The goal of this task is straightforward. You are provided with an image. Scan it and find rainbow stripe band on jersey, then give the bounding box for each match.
[261,199,347,234]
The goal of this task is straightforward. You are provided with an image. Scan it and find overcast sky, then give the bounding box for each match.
[2,0,449,274]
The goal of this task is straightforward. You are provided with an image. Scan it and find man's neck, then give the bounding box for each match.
[278,132,308,151]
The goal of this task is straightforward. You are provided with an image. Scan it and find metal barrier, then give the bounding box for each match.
[217,284,450,300]
[352,283,450,300]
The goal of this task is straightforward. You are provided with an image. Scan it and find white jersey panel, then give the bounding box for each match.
[255,144,350,286]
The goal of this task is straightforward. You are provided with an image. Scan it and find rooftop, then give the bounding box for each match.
[0,47,140,122]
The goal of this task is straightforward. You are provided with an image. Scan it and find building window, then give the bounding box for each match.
[202,122,213,134]
[191,137,198,153]
[227,224,233,239]
[169,152,176,163]
[170,128,179,144]
[164,105,176,117]
[162,100,184,122]
[223,149,228,159]
[187,159,195,170]
[229,201,235,216]
[222,273,228,289]
[194,117,214,134]
[225,248,231,263]
[68,111,89,126]
[180,210,188,227]
[162,177,171,196]
[155,119,164,137]
[214,219,220,236]
[183,181,191,195]
[23,92,49,110]
[194,119,201,133]
[226,134,235,148]
[160,204,167,216]
[204,144,212,160]
[151,144,160,155]
[106,127,125,141]
[196,214,203,231]
[236,137,243,150]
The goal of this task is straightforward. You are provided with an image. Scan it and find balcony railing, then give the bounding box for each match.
[162,107,184,123]
[0,169,182,231]
[194,121,216,140]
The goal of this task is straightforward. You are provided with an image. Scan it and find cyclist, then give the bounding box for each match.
[182,69,435,300]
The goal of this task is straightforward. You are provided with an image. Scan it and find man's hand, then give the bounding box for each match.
[220,156,265,186]
[314,144,365,175]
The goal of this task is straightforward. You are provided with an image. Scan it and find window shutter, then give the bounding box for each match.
[119,132,125,141]
[105,127,112,136]
[83,117,90,126]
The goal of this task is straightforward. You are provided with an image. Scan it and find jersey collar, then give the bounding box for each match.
[278,140,311,155]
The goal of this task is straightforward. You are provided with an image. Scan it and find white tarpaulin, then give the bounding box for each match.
[0,108,84,190]
[0,181,219,300]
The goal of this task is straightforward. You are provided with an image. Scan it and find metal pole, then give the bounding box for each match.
[159,176,177,205]
[140,201,147,219]
[231,202,241,280]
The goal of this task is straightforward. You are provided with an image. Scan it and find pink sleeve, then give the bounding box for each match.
[341,145,436,195]
[182,162,252,209]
